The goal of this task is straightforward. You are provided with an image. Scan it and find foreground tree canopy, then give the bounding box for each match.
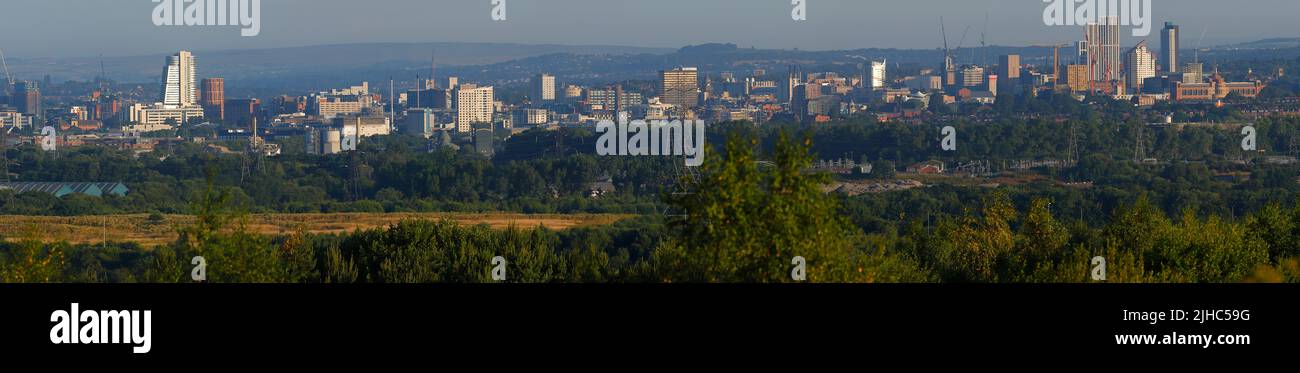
[3,128,1299,283]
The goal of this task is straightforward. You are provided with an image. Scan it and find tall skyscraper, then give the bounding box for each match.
[998,54,1021,95]
[15,81,40,117]
[785,65,802,104]
[1125,41,1157,91]
[455,84,494,133]
[161,51,198,108]
[1085,16,1122,83]
[1066,64,1091,92]
[1161,22,1180,73]
[532,73,556,103]
[201,78,225,121]
[999,55,1021,80]
[660,67,700,109]
[868,60,887,89]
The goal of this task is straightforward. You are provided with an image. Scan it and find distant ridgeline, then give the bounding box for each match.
[0,182,129,198]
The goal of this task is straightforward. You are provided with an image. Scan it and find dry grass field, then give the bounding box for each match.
[0,213,633,247]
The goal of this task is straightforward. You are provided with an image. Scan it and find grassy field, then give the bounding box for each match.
[0,213,633,247]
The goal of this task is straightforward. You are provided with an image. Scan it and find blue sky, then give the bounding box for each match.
[1,0,1297,58]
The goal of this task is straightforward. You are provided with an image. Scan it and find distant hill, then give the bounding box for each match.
[1217,38,1300,50]
[3,42,674,83]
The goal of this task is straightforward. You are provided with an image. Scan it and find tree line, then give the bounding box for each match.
[3,130,1298,283]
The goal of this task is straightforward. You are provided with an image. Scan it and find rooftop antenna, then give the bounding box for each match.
[431,49,437,89]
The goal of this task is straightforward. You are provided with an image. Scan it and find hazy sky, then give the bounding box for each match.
[1,0,1297,58]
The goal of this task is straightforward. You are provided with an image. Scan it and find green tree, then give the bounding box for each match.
[0,238,67,283]
[655,131,870,282]
[937,193,1016,282]
[144,169,281,283]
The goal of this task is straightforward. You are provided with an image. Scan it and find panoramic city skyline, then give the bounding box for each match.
[0,0,1298,58]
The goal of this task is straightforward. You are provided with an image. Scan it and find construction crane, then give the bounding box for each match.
[0,48,14,94]
[976,13,989,66]
[940,17,955,87]
[1029,43,1074,84]
[1194,27,1209,64]
[955,25,972,63]
[940,18,952,69]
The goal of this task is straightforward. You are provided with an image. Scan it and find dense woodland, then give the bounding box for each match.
[4,92,1300,283]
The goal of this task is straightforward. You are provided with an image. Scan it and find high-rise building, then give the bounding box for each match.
[312,96,366,119]
[1125,41,1157,91]
[586,89,617,110]
[201,78,225,121]
[407,89,449,110]
[404,108,437,138]
[226,98,261,128]
[15,81,40,117]
[943,50,957,88]
[660,67,700,109]
[1085,16,1122,83]
[868,60,887,89]
[1182,63,1205,84]
[89,98,121,121]
[585,88,643,111]
[272,95,307,115]
[532,73,556,103]
[1161,22,1180,73]
[161,51,198,108]
[999,55,1021,80]
[512,108,549,126]
[564,85,583,100]
[1066,64,1091,92]
[959,66,986,87]
[309,82,373,119]
[998,55,1021,96]
[785,65,802,104]
[454,84,494,133]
